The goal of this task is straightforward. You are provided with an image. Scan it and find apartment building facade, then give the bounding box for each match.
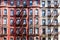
[0,0,60,40]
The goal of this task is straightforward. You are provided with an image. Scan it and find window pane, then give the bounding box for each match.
[35,0,38,5]
[54,1,57,5]
[0,0,1,5]
[10,19,14,25]
[54,10,57,15]
[42,10,45,16]
[23,10,26,15]
[48,10,51,15]
[29,28,33,34]
[16,28,20,34]
[16,37,20,40]
[23,19,26,24]
[36,37,38,40]
[10,38,13,40]
[16,19,20,25]
[47,28,51,34]
[22,37,26,40]
[3,18,7,24]
[3,28,7,34]
[16,10,20,16]
[16,0,20,6]
[42,38,46,40]
[10,10,14,16]
[48,1,51,6]
[54,19,58,24]
[35,28,39,34]
[10,0,14,6]
[48,19,51,24]
[42,19,46,25]
[10,28,14,34]
[4,0,7,5]
[4,38,7,40]
[4,9,7,15]
[29,37,33,40]
[35,9,38,15]
[29,18,33,25]
[23,28,26,34]
[48,38,51,40]
[42,1,45,7]
[54,28,58,32]
[29,9,33,15]
[42,28,46,34]
[23,1,26,6]
[30,1,32,6]
[35,18,38,24]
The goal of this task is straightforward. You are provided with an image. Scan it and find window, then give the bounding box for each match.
[35,0,38,5]
[23,10,26,15]
[10,28,14,34]
[10,19,14,25]
[47,28,51,34]
[3,18,7,25]
[54,28,58,33]
[29,9,33,15]
[29,28,33,34]
[54,1,57,5]
[16,28,20,34]
[48,19,51,24]
[29,18,33,25]
[30,0,32,6]
[35,28,39,34]
[23,28,26,34]
[48,1,51,6]
[29,37,33,40]
[22,37,26,40]
[0,0,1,5]
[35,9,38,15]
[42,19,46,25]
[23,0,27,6]
[42,10,46,16]
[36,37,38,40]
[42,38,46,40]
[16,10,20,16]
[48,37,51,40]
[10,38,13,40]
[4,38,7,40]
[3,28,7,34]
[4,0,7,5]
[53,19,58,24]
[16,37,20,40]
[42,1,45,7]
[47,9,51,15]
[23,19,26,24]
[54,10,57,15]
[10,10,14,16]
[4,9,7,15]
[35,18,38,24]
[16,0,20,6]
[10,0,14,6]
[42,28,46,34]
[16,19,20,25]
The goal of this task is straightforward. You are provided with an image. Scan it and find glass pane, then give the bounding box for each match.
[30,9,32,15]
[10,10,14,16]
[30,1,32,6]
[4,9,7,15]
[42,1,45,7]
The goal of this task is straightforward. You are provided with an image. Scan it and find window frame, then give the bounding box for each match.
[4,9,7,15]
[10,10,14,16]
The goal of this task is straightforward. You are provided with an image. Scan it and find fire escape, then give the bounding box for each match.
[41,1,59,40]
